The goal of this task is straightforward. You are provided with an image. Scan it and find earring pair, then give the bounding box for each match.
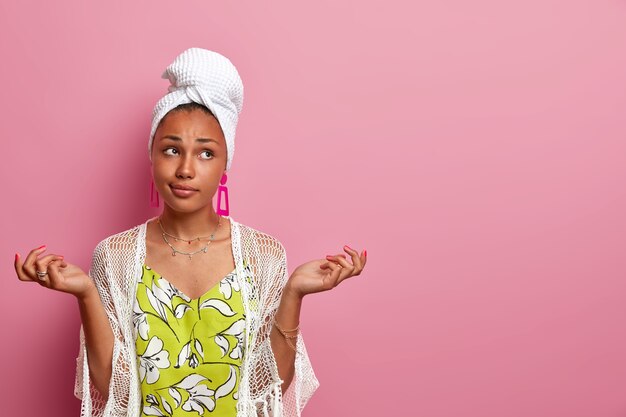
[150,173,230,216]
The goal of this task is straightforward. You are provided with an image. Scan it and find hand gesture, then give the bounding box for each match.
[14,245,95,299]
[286,245,367,299]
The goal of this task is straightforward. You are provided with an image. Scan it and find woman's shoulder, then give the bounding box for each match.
[235,219,287,259]
[92,218,149,255]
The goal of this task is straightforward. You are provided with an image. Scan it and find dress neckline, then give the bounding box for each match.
[142,263,237,302]
[140,215,238,302]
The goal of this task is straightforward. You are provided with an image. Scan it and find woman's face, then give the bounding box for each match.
[151,108,227,213]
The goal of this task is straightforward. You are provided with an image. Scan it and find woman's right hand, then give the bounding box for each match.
[14,245,96,299]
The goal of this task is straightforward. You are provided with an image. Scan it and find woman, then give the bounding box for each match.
[13,48,367,417]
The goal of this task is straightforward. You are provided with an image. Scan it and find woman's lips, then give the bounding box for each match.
[170,185,197,197]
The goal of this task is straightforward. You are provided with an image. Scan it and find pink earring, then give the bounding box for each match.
[216,172,229,216]
[150,179,160,207]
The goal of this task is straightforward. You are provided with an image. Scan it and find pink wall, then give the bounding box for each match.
[2,1,626,416]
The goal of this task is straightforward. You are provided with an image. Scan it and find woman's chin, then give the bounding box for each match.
[162,199,213,214]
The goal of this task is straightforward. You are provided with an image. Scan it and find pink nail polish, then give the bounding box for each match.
[364,249,367,257]
[15,253,19,261]
[37,245,46,250]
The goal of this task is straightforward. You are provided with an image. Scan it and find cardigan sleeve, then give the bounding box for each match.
[74,239,109,415]
[74,238,135,417]
[252,240,319,417]
[274,244,319,416]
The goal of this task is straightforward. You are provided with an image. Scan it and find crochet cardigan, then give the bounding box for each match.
[74,215,319,417]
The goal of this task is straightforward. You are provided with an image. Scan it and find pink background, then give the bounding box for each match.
[2,1,626,416]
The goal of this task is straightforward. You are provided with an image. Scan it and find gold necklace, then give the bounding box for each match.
[157,215,222,260]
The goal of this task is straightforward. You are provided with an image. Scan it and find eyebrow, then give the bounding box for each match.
[160,135,218,144]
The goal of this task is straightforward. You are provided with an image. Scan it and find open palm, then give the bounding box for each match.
[286,245,367,298]
[14,246,95,298]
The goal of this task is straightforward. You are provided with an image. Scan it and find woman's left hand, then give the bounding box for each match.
[285,245,367,299]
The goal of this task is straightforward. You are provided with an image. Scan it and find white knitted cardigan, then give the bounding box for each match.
[74,215,319,417]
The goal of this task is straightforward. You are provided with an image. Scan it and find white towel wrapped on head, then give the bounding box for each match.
[149,47,244,171]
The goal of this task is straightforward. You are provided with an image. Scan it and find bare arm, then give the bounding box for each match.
[270,287,302,393]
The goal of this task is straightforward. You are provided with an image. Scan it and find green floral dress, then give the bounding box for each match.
[133,263,246,416]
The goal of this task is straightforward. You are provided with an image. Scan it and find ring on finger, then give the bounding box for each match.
[36,270,49,281]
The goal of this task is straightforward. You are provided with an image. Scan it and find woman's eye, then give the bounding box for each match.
[162,148,212,159]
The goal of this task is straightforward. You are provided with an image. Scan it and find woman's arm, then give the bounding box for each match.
[14,244,115,400]
[270,245,367,395]
[76,284,115,400]
[270,286,302,393]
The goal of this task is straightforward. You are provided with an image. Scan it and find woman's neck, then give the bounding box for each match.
[157,207,225,240]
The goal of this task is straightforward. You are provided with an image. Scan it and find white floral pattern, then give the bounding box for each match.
[133,301,150,341]
[138,336,171,384]
[135,263,246,416]
[178,374,216,414]
[219,272,240,300]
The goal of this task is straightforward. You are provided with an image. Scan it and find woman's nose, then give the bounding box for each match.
[176,154,195,178]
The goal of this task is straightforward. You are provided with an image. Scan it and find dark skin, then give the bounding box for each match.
[14,107,368,399]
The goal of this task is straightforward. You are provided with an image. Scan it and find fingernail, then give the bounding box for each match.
[37,245,46,250]
[344,245,352,250]
[364,249,367,257]
[15,253,19,261]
